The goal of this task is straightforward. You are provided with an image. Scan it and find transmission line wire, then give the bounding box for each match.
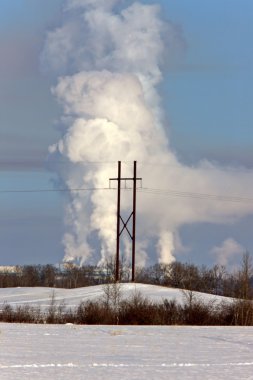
[139,187,253,204]
[0,187,112,194]
[1,185,253,204]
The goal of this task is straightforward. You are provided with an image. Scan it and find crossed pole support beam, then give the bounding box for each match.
[109,161,142,282]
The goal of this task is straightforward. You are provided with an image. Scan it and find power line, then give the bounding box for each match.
[139,187,253,204]
[1,185,253,204]
[48,160,119,165]
[0,187,112,194]
[124,161,253,174]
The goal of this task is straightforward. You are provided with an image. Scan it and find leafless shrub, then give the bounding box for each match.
[0,303,43,323]
[1,287,253,325]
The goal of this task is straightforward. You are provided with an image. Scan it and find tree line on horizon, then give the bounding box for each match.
[1,280,253,326]
[0,252,252,301]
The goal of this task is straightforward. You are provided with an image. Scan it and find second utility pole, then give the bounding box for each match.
[115,161,121,283]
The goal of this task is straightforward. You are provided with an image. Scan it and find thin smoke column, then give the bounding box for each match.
[43,0,253,266]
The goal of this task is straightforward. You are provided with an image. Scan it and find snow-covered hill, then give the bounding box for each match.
[0,284,249,380]
[0,283,231,309]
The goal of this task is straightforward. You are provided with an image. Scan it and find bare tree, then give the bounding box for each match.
[237,252,253,300]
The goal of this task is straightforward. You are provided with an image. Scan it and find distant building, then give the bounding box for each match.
[0,266,18,274]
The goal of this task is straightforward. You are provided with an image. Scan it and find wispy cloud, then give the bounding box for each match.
[211,238,245,271]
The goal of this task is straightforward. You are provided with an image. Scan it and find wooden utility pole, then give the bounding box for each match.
[110,161,142,282]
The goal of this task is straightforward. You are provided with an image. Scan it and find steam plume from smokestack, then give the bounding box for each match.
[43,0,253,266]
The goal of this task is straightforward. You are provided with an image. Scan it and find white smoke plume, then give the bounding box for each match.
[43,0,253,266]
[211,238,245,271]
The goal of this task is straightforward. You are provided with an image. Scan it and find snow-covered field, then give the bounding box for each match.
[0,284,246,379]
[0,283,231,310]
[1,323,253,380]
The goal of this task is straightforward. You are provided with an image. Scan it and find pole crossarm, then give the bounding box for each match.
[109,178,142,189]
[109,161,142,282]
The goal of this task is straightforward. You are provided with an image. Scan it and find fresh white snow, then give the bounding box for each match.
[0,323,253,380]
[0,283,231,310]
[0,284,243,379]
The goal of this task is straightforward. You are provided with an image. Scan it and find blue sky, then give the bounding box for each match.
[162,0,253,166]
[0,0,253,266]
